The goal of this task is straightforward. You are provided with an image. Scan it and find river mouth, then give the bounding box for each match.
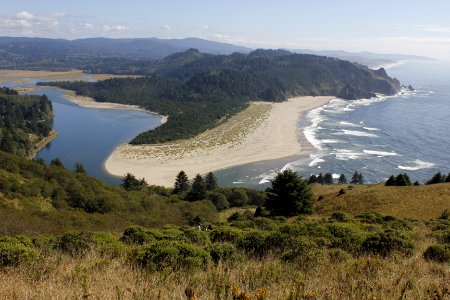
[23,86,161,185]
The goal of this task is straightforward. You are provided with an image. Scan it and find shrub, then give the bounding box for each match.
[330,212,349,222]
[121,225,157,245]
[58,231,123,257]
[180,227,210,245]
[208,192,229,211]
[209,227,243,243]
[281,237,325,268]
[0,241,38,267]
[228,188,249,207]
[362,230,414,257]
[326,223,366,253]
[210,242,237,263]
[134,241,210,271]
[423,244,450,263]
[237,230,270,258]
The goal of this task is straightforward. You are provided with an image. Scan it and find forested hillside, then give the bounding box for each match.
[42,49,400,144]
[0,87,53,156]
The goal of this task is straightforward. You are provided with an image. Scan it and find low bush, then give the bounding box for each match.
[237,230,270,258]
[423,244,450,263]
[209,226,243,243]
[326,223,366,253]
[209,242,237,263]
[362,229,414,257]
[329,212,349,222]
[133,241,210,271]
[57,231,123,257]
[281,237,325,268]
[0,240,38,267]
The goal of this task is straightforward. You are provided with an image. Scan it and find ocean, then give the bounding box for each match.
[216,59,450,187]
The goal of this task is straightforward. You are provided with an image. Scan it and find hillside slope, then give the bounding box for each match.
[313,183,450,219]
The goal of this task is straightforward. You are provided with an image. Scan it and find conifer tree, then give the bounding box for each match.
[189,174,207,201]
[173,170,190,194]
[323,173,333,184]
[265,169,312,216]
[338,174,347,184]
[205,172,218,190]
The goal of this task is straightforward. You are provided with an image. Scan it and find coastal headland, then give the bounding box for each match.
[103,96,333,186]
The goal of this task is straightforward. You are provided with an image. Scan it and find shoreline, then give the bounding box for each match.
[104,96,334,187]
[28,130,58,159]
[22,86,168,124]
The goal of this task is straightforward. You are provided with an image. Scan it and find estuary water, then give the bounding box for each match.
[217,60,450,187]
[30,88,161,184]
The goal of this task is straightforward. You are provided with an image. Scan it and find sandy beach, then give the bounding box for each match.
[104,96,333,187]
[0,69,140,85]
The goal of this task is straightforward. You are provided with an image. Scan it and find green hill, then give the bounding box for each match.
[42,49,400,145]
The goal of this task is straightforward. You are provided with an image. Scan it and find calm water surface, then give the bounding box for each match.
[31,88,161,184]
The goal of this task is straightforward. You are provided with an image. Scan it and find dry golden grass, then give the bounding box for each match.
[312,183,450,220]
[0,244,448,300]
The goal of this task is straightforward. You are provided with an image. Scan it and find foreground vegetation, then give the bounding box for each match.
[0,210,448,299]
[0,150,448,298]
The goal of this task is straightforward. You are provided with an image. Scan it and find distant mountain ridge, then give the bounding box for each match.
[290,49,433,68]
[0,36,251,70]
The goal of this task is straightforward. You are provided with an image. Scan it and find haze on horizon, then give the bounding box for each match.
[1,0,450,60]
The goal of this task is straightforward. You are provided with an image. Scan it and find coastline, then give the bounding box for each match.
[28,130,58,159]
[22,86,168,124]
[104,96,334,187]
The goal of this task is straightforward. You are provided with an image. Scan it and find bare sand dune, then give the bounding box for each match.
[0,69,140,85]
[104,96,333,187]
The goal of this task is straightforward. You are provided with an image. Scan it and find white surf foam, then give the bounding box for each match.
[332,149,367,160]
[339,121,361,127]
[321,139,340,144]
[335,130,378,138]
[303,106,327,150]
[363,150,399,157]
[363,127,380,131]
[398,159,435,171]
[309,157,325,167]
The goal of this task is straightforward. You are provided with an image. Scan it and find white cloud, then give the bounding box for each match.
[0,11,131,39]
[163,24,171,30]
[16,11,34,20]
[84,23,94,29]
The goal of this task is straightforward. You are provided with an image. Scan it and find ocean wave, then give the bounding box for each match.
[363,127,379,131]
[334,130,378,138]
[321,139,340,144]
[398,159,435,171]
[303,106,327,150]
[363,150,399,156]
[339,121,361,127]
[309,157,325,167]
[332,149,367,160]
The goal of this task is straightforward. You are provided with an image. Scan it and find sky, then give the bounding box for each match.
[1,0,450,59]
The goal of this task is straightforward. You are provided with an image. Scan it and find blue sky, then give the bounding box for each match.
[1,0,450,59]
